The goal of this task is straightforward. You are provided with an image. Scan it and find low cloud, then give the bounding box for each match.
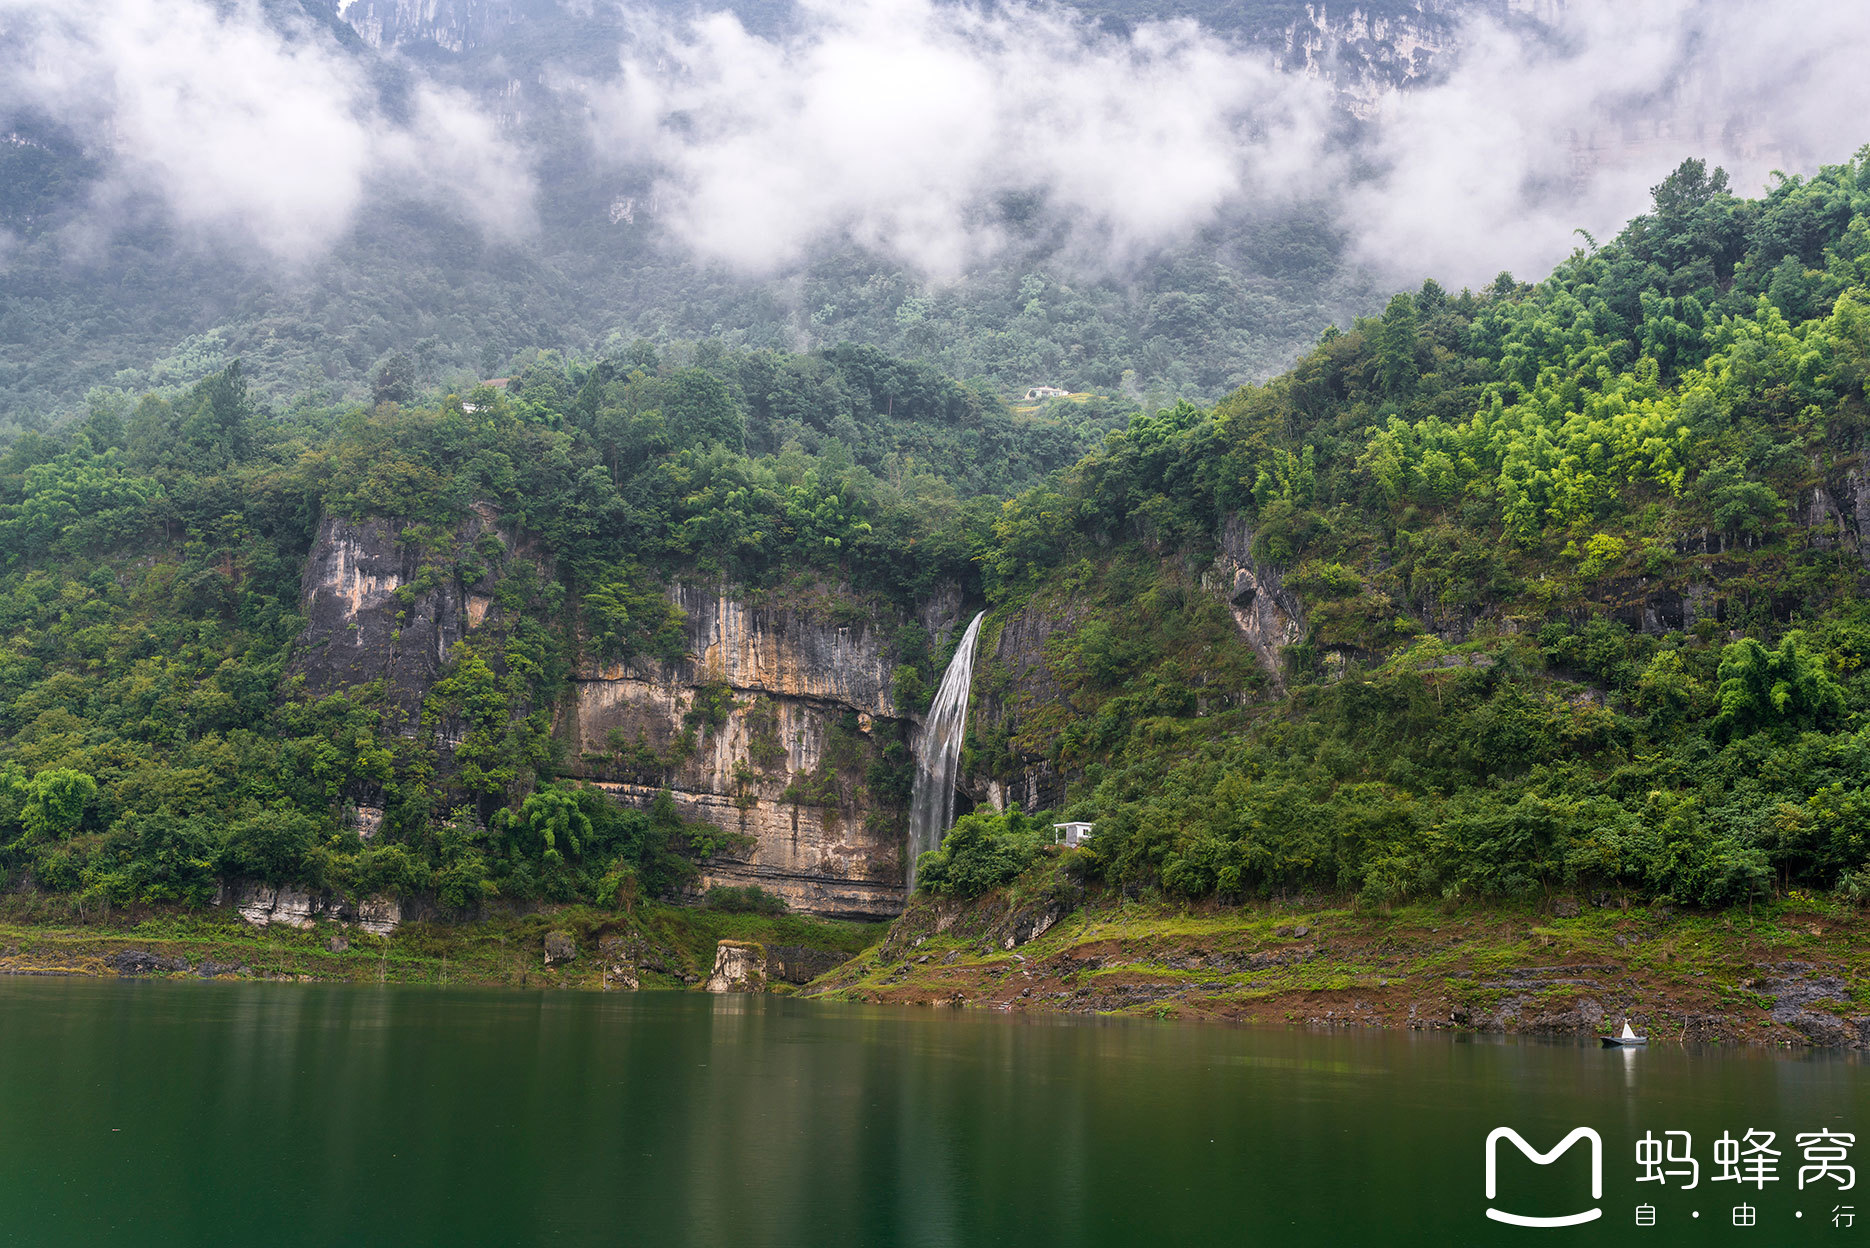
[3,0,1867,299]
[587,0,1343,277]
[0,0,532,265]
[589,0,1870,289]
[1349,0,1870,286]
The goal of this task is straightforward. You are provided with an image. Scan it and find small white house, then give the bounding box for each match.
[1053,821,1095,848]
[1024,385,1069,401]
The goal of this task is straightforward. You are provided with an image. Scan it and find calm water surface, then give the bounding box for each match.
[0,978,1865,1246]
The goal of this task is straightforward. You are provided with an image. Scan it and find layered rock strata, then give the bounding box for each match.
[289,509,965,919]
[570,585,938,919]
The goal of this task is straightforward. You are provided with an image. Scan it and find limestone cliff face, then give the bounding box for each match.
[291,505,509,733]
[1807,465,1870,569]
[1203,513,1306,687]
[963,605,1079,816]
[568,584,955,920]
[290,503,956,918]
[337,0,523,53]
[1274,3,1461,118]
[963,515,1303,816]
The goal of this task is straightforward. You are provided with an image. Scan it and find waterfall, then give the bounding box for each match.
[905,611,986,892]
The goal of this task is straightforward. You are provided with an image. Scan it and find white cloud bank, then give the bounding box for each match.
[3,0,1869,290]
[1348,0,1870,285]
[589,0,1341,276]
[591,0,1870,288]
[0,0,532,264]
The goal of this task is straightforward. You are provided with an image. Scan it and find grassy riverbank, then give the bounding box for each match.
[0,899,885,991]
[9,889,1869,1049]
[805,888,1870,1047]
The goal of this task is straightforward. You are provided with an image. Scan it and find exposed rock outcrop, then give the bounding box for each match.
[1205,513,1305,686]
[544,931,577,965]
[224,881,403,935]
[338,0,522,53]
[289,508,963,918]
[569,583,942,919]
[235,883,322,930]
[106,950,188,976]
[704,940,768,993]
[766,944,845,985]
[291,505,513,732]
[355,896,402,937]
[1761,964,1856,1046]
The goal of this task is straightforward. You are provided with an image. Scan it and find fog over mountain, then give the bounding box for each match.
[2,0,531,263]
[588,0,1867,285]
[0,0,1865,417]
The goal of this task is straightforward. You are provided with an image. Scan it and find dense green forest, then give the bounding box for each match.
[0,153,1357,426]
[9,150,1870,924]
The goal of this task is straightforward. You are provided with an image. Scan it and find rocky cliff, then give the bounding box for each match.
[1202,513,1306,687]
[956,514,1290,818]
[335,0,532,53]
[291,505,513,731]
[567,584,963,919]
[292,508,965,919]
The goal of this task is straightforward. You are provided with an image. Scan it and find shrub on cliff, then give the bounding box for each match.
[915,809,1053,899]
[703,885,789,914]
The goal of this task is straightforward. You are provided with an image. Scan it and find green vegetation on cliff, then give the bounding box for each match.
[10,150,1870,933]
[961,153,1870,911]
[0,897,881,990]
[0,336,1119,915]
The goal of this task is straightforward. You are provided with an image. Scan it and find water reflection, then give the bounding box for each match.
[0,981,1865,1247]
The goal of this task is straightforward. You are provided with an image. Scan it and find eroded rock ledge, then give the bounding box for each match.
[567,583,959,919]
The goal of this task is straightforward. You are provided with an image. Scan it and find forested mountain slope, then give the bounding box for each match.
[935,153,1870,912]
[5,153,1870,933]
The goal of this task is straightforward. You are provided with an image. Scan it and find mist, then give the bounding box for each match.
[0,0,533,266]
[1348,0,1870,286]
[585,0,1342,277]
[4,0,1868,297]
[590,0,1870,289]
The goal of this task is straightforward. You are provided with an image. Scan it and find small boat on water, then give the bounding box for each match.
[1601,1021,1647,1048]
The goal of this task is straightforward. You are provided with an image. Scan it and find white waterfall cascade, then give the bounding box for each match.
[905,611,986,892]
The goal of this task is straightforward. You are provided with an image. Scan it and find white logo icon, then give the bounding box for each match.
[1486,1128,1605,1227]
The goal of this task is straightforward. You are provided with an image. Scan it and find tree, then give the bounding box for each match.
[914,809,1048,897]
[21,769,97,841]
[1376,293,1419,399]
[1697,461,1783,538]
[1764,254,1814,321]
[1622,157,1746,284]
[664,368,744,451]
[582,565,687,664]
[501,783,595,867]
[218,809,321,883]
[1713,632,1845,738]
[178,361,255,468]
[117,813,219,905]
[372,352,418,406]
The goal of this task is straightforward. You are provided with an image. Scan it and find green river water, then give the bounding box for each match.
[0,978,1865,1246]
